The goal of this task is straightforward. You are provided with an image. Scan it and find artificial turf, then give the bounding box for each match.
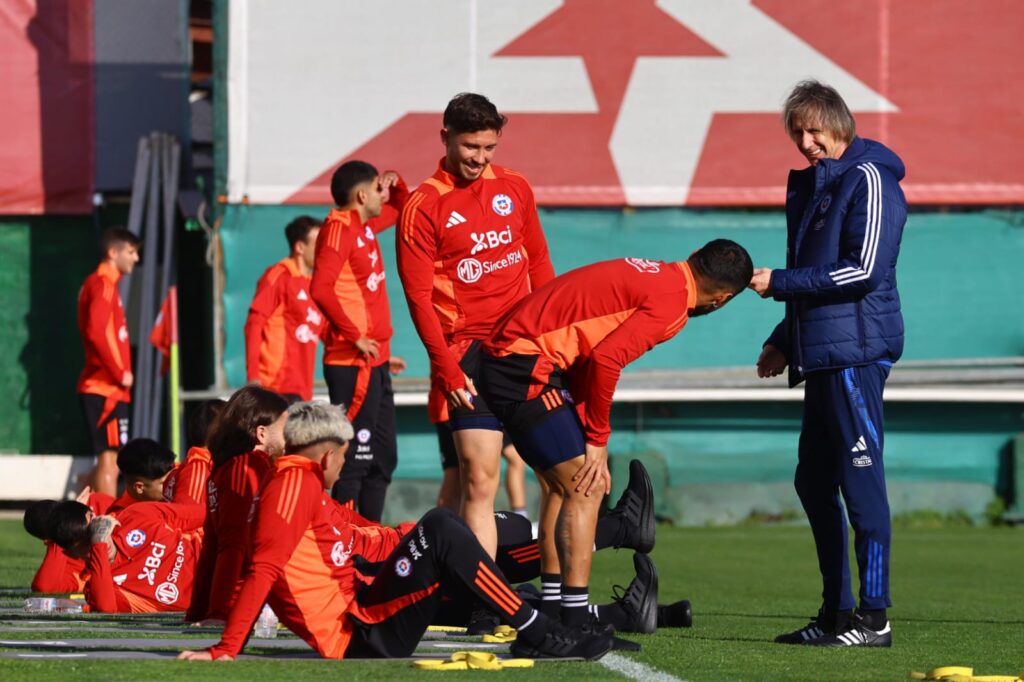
[1,518,1021,681]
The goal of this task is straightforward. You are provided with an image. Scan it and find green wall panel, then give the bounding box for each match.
[221,206,1024,386]
[218,206,1024,521]
[0,217,99,454]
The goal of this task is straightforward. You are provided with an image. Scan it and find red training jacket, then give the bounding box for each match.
[85,501,205,613]
[208,456,414,660]
[311,176,409,368]
[485,259,697,447]
[77,262,131,420]
[397,160,554,395]
[244,258,324,400]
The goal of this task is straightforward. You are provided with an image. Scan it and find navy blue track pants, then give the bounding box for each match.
[796,363,892,612]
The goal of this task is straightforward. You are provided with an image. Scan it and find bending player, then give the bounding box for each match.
[479,241,752,627]
[178,402,613,662]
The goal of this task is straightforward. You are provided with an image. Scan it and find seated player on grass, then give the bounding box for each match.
[178,402,615,662]
[187,386,288,623]
[47,498,205,613]
[107,438,177,515]
[163,399,225,506]
[24,487,115,593]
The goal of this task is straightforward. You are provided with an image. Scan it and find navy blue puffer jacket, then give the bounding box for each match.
[765,137,907,386]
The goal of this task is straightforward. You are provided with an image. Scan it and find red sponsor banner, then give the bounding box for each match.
[0,0,94,215]
[249,1,1023,207]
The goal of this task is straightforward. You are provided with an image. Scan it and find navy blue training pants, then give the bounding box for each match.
[796,363,892,612]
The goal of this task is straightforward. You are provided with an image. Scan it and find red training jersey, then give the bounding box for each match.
[107,491,139,516]
[311,177,409,368]
[188,449,272,621]
[485,259,697,447]
[244,258,324,400]
[163,446,213,507]
[77,262,131,414]
[31,492,116,593]
[397,161,554,395]
[208,455,414,660]
[84,501,205,613]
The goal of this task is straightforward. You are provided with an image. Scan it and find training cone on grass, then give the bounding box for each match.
[414,652,535,670]
[909,666,1023,681]
[482,625,517,643]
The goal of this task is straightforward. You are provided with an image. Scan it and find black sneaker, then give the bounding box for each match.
[774,609,843,645]
[608,460,655,553]
[580,617,639,651]
[656,599,692,628]
[510,622,614,661]
[811,612,892,648]
[608,552,658,634]
[466,606,500,636]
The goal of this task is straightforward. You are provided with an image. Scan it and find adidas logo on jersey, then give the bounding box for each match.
[297,289,308,301]
[445,211,467,228]
[850,435,867,452]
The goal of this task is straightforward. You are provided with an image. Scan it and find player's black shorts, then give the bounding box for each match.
[436,422,515,470]
[79,393,130,455]
[435,422,459,470]
[447,340,501,432]
[478,353,586,471]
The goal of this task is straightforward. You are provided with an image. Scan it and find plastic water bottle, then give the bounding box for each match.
[253,604,278,638]
[24,598,83,614]
[24,597,56,613]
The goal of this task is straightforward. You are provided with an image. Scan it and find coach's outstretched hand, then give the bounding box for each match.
[178,649,232,661]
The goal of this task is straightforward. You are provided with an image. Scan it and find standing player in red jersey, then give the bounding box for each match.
[178,402,612,662]
[478,241,753,627]
[397,93,554,558]
[244,216,324,403]
[77,227,141,496]
[48,498,204,613]
[187,386,288,623]
[312,161,409,521]
[163,399,224,506]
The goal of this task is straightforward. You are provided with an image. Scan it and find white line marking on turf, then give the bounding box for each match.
[599,652,687,682]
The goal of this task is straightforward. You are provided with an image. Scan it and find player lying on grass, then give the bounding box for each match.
[23,438,173,596]
[163,399,224,506]
[48,498,205,613]
[24,487,114,593]
[178,401,614,661]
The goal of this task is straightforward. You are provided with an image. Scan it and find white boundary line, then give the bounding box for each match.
[599,652,687,682]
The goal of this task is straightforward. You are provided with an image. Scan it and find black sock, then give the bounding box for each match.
[539,573,561,616]
[594,514,625,550]
[560,586,588,627]
[857,608,887,630]
[589,602,629,630]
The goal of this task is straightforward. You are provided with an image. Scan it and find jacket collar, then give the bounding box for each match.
[274,454,325,487]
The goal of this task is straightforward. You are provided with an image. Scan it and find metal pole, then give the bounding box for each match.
[160,133,182,454]
[133,133,162,439]
[169,286,181,458]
